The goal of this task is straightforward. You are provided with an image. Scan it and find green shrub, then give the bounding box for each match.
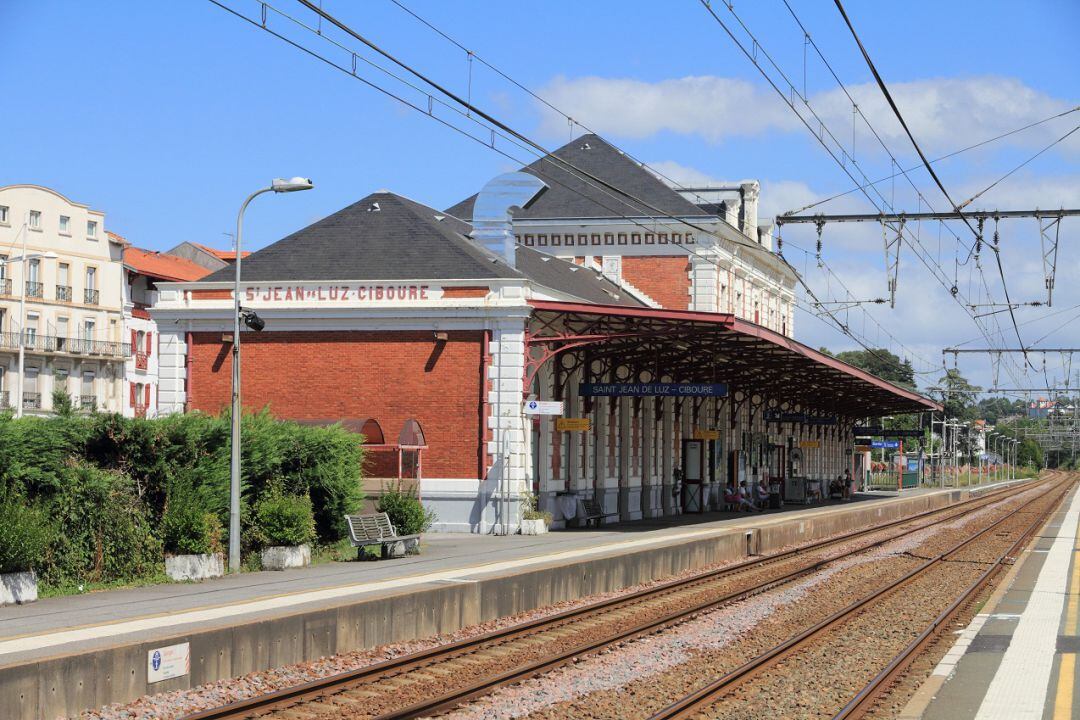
[51,389,75,416]
[0,494,50,574]
[520,492,552,524]
[254,485,316,547]
[40,463,162,587]
[162,478,223,556]
[377,482,436,535]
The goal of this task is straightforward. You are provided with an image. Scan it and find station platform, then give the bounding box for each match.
[909,480,1080,720]
[0,481,1023,720]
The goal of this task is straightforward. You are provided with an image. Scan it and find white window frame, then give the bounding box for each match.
[59,215,71,234]
[29,210,42,230]
[86,220,98,239]
[0,205,9,225]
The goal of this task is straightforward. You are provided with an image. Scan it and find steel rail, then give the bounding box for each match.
[645,476,1070,720]
[179,481,1035,720]
[833,469,1076,719]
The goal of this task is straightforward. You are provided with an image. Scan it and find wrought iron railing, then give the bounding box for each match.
[134,403,147,418]
[84,288,100,305]
[135,351,148,370]
[79,395,97,412]
[22,392,41,410]
[0,278,11,296]
[56,285,72,302]
[25,281,43,298]
[0,332,131,358]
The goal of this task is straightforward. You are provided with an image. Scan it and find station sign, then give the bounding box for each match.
[524,400,564,415]
[579,383,727,398]
[147,642,190,683]
[693,428,720,440]
[799,440,821,449]
[556,418,591,432]
[871,440,901,449]
[853,427,924,438]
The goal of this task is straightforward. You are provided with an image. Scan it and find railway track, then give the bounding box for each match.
[180,478,1052,720]
[644,473,1073,720]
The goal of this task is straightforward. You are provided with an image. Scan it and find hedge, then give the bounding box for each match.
[0,410,365,587]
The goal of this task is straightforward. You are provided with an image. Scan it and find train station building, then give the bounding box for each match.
[151,135,938,532]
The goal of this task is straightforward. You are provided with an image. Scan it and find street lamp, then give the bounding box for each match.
[229,177,313,573]
[0,241,59,417]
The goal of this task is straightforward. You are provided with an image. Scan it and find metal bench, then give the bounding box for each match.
[580,497,606,527]
[344,512,421,559]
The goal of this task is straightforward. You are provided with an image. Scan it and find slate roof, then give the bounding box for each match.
[446,134,713,221]
[200,192,523,283]
[515,246,645,307]
[195,190,646,306]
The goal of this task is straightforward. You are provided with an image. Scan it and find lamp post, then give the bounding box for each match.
[1,221,59,417]
[229,177,313,573]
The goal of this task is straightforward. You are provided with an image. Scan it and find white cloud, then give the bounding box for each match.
[539,75,1078,156]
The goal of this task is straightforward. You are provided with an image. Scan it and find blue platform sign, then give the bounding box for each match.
[579,383,728,398]
[871,440,900,449]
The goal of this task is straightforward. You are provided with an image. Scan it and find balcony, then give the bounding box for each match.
[56,285,72,302]
[79,395,97,412]
[25,281,43,299]
[0,278,10,296]
[22,392,41,411]
[84,288,100,305]
[0,332,131,359]
[135,351,149,370]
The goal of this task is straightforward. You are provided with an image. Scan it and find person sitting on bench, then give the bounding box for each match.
[723,483,740,511]
[829,476,844,499]
[756,478,770,508]
[738,480,761,512]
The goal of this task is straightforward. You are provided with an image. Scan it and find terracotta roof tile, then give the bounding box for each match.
[124,246,213,282]
[191,242,250,261]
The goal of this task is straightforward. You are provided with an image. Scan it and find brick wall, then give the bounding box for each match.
[188,330,485,479]
[621,256,691,310]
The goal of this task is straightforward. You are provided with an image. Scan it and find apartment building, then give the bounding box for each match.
[0,185,128,414]
[122,245,210,417]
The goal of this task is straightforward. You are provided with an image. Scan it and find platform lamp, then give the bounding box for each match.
[229,177,313,572]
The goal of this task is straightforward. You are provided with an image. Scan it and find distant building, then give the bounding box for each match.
[0,185,129,414]
[165,241,245,274]
[122,246,211,417]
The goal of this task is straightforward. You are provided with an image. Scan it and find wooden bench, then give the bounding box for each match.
[580,497,606,527]
[344,512,421,559]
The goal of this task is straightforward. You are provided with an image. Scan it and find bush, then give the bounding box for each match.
[162,478,223,556]
[377,482,436,535]
[0,494,50,574]
[520,492,552,524]
[40,463,162,587]
[254,485,316,547]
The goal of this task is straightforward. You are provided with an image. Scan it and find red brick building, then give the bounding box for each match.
[153,137,937,532]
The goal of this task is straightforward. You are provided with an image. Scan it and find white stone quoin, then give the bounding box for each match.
[0,571,38,605]
[165,553,224,582]
[260,544,312,570]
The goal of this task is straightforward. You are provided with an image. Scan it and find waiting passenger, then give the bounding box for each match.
[723,484,740,511]
[756,478,769,508]
[738,481,761,512]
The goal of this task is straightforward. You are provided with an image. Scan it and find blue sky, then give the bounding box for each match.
[2,1,1078,391]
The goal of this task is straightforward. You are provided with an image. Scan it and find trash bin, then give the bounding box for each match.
[768,481,783,509]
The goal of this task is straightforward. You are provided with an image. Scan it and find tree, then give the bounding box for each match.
[833,348,916,391]
[936,369,981,421]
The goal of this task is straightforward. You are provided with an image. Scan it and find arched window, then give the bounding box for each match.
[356,418,385,445]
[399,419,427,448]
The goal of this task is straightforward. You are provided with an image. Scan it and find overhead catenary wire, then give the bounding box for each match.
[957,124,1080,210]
[695,0,1027,390]
[832,0,1031,369]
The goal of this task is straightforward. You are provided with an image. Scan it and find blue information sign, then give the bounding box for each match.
[871,440,900,449]
[579,383,728,398]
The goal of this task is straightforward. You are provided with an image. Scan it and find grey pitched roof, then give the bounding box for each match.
[446,134,713,221]
[200,192,522,282]
[515,245,645,307]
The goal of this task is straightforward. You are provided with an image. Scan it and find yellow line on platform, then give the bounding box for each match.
[1052,505,1080,720]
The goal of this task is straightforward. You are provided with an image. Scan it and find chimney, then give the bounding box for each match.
[471,171,548,268]
[740,180,760,238]
[757,220,775,251]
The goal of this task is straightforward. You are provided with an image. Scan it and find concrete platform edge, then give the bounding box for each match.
[2,486,998,720]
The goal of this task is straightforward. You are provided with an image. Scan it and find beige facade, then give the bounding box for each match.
[0,185,128,414]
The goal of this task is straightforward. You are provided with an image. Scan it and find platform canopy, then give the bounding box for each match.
[527,300,940,418]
